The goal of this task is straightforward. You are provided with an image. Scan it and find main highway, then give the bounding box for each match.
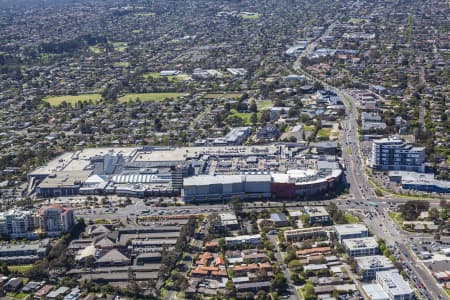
[291,13,447,300]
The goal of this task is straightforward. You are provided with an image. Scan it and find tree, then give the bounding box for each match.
[1,262,9,275]
[302,281,316,300]
[287,259,302,272]
[225,280,236,297]
[250,112,258,125]
[271,273,288,293]
[399,201,429,221]
[229,195,242,216]
[218,238,225,250]
[249,99,257,112]
[429,208,439,221]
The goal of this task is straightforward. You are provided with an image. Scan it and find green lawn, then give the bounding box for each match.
[348,18,366,23]
[89,45,103,54]
[303,125,315,131]
[43,94,102,106]
[95,219,109,224]
[112,42,127,52]
[258,100,273,109]
[143,72,191,82]
[135,12,155,17]
[7,292,30,299]
[8,265,33,274]
[239,13,261,19]
[447,155,450,164]
[203,93,243,99]
[118,93,185,103]
[389,212,404,227]
[344,213,360,224]
[143,72,161,79]
[227,109,261,125]
[317,128,332,139]
[114,61,130,68]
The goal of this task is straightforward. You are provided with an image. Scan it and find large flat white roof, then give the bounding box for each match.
[334,223,368,235]
[343,236,378,250]
[362,284,389,300]
[377,270,413,296]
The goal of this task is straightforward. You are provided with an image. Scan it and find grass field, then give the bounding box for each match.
[8,264,33,274]
[112,42,127,52]
[317,128,332,139]
[89,45,103,54]
[349,18,366,23]
[135,12,155,17]
[203,93,243,99]
[258,100,273,109]
[7,292,30,299]
[143,72,191,82]
[43,94,102,106]
[344,213,360,224]
[114,61,130,67]
[118,93,185,103]
[227,109,261,125]
[303,125,315,131]
[239,13,261,19]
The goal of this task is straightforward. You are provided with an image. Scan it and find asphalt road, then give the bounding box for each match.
[291,12,447,299]
[268,234,300,300]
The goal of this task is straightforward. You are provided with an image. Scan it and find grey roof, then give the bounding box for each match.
[47,287,70,299]
[271,212,288,222]
[97,249,129,263]
[235,281,271,290]
[136,252,162,259]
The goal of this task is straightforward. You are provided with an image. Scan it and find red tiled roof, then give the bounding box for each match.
[39,204,72,216]
[211,269,228,277]
[205,241,218,247]
[232,263,272,272]
[296,247,331,256]
[216,256,225,265]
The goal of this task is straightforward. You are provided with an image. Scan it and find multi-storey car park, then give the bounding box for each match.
[27,144,343,202]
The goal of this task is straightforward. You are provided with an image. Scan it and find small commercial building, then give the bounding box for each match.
[356,255,394,280]
[334,224,369,242]
[270,213,289,227]
[304,206,331,225]
[225,234,262,247]
[284,227,329,242]
[0,239,50,264]
[362,284,389,300]
[388,171,450,193]
[217,212,239,231]
[376,270,414,300]
[343,237,379,257]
